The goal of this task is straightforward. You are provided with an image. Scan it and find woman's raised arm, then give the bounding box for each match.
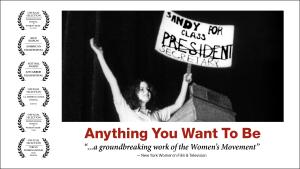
[89,38,125,105]
[156,73,192,121]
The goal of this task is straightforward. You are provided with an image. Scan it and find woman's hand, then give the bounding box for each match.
[184,73,192,83]
[90,38,103,55]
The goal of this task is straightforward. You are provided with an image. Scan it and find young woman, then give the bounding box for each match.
[90,38,192,122]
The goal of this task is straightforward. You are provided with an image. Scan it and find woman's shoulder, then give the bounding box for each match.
[151,109,171,122]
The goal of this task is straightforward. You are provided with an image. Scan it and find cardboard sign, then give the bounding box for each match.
[155,11,235,68]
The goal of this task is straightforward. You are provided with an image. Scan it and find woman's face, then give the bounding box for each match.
[137,81,151,104]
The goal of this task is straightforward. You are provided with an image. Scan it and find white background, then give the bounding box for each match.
[1,1,299,168]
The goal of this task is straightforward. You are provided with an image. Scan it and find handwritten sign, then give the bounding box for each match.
[155,11,235,68]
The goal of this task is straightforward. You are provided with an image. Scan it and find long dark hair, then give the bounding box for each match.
[124,80,157,113]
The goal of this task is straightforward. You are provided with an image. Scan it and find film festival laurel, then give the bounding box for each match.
[16,10,51,158]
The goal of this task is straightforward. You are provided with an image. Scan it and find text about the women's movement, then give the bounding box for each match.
[84,127,261,157]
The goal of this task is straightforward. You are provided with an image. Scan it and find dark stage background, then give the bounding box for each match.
[62,11,283,122]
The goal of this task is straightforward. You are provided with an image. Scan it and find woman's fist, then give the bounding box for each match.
[90,38,103,55]
[184,73,192,83]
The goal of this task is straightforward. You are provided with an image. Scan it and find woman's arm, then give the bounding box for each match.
[174,73,192,110]
[156,73,192,121]
[89,38,125,105]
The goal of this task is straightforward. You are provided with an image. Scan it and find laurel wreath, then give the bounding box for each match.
[42,11,50,30]
[17,61,25,81]
[18,138,25,158]
[42,138,50,158]
[18,87,25,107]
[42,61,50,81]
[18,113,25,132]
[42,87,50,107]
[42,112,50,132]
[42,36,50,56]
[18,36,25,55]
[18,11,25,30]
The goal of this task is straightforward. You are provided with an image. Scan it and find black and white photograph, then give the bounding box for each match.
[62,11,283,122]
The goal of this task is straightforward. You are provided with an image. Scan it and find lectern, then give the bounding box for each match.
[168,83,236,122]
